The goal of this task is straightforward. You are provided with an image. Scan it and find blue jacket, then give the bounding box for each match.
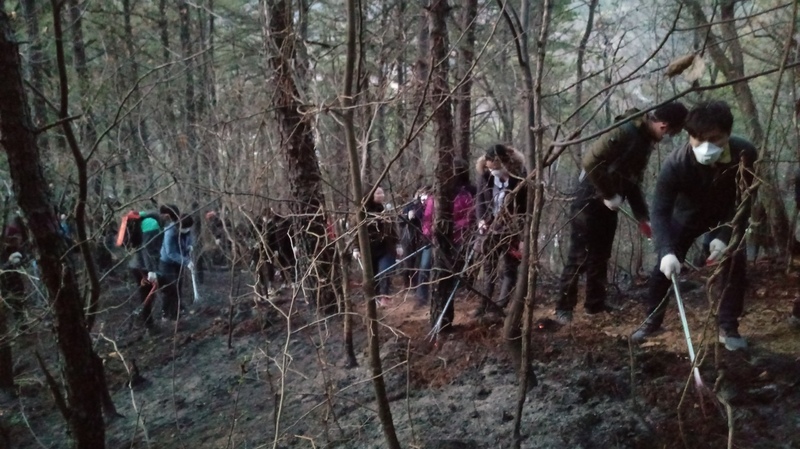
[160,223,192,266]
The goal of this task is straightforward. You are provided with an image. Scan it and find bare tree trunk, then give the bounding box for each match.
[428,0,457,329]
[573,0,598,176]
[342,0,400,446]
[179,0,199,191]
[263,0,337,313]
[0,7,106,447]
[454,0,477,162]
[68,0,101,201]
[121,0,150,196]
[20,0,48,151]
[495,1,549,445]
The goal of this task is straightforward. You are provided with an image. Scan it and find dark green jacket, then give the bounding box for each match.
[582,118,657,221]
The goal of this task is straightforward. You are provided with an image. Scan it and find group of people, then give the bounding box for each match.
[4,100,795,352]
[122,204,196,330]
[352,99,799,352]
[554,100,765,351]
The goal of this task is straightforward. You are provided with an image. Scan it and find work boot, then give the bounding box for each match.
[585,303,619,316]
[631,319,662,343]
[554,309,573,325]
[718,328,747,351]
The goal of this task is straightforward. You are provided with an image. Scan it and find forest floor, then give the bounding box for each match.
[4,256,800,449]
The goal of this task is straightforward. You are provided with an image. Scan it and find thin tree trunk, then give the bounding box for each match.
[0,7,106,447]
[121,0,149,196]
[428,0,457,329]
[68,0,101,201]
[20,0,48,151]
[341,0,400,445]
[179,0,199,191]
[454,0,477,162]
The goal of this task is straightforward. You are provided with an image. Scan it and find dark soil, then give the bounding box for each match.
[3,256,800,448]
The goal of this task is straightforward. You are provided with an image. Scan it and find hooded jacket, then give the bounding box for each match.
[651,135,757,257]
[474,147,528,231]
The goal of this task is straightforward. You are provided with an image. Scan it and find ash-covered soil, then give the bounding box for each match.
[4,257,800,448]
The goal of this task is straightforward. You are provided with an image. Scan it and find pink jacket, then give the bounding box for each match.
[421,187,475,244]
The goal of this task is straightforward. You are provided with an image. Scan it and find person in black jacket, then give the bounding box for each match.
[554,103,687,324]
[353,186,402,306]
[631,101,757,351]
[472,144,527,317]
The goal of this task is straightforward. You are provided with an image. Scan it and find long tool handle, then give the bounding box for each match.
[190,266,201,304]
[428,246,475,339]
[671,273,704,387]
[373,244,431,279]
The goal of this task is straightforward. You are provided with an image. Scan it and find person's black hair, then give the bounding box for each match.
[683,101,734,138]
[484,143,510,162]
[179,214,194,230]
[159,204,180,221]
[651,101,689,130]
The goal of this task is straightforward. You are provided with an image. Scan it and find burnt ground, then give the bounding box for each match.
[3,256,800,449]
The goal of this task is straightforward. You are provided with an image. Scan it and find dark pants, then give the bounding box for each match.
[400,228,423,288]
[131,268,157,326]
[556,196,618,313]
[480,233,519,309]
[416,246,433,303]
[644,223,746,332]
[372,251,396,296]
[158,261,184,320]
[0,272,25,321]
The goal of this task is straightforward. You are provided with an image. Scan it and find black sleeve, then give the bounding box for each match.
[623,180,649,222]
[652,159,681,257]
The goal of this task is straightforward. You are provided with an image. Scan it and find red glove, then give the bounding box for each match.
[638,221,652,239]
[125,210,141,220]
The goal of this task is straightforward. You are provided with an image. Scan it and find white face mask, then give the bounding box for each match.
[420,194,428,202]
[691,141,723,165]
[490,169,505,178]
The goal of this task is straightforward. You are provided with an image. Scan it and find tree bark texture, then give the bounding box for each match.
[20,0,49,151]
[342,0,400,445]
[0,8,106,448]
[428,0,457,329]
[265,0,337,313]
[455,0,477,162]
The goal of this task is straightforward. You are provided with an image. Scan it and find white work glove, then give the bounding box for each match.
[408,210,416,220]
[659,254,681,279]
[603,194,623,211]
[147,272,158,283]
[707,238,727,264]
[7,252,21,265]
[187,261,195,271]
[396,245,404,259]
[478,220,488,235]
[352,249,361,261]
[214,238,221,246]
